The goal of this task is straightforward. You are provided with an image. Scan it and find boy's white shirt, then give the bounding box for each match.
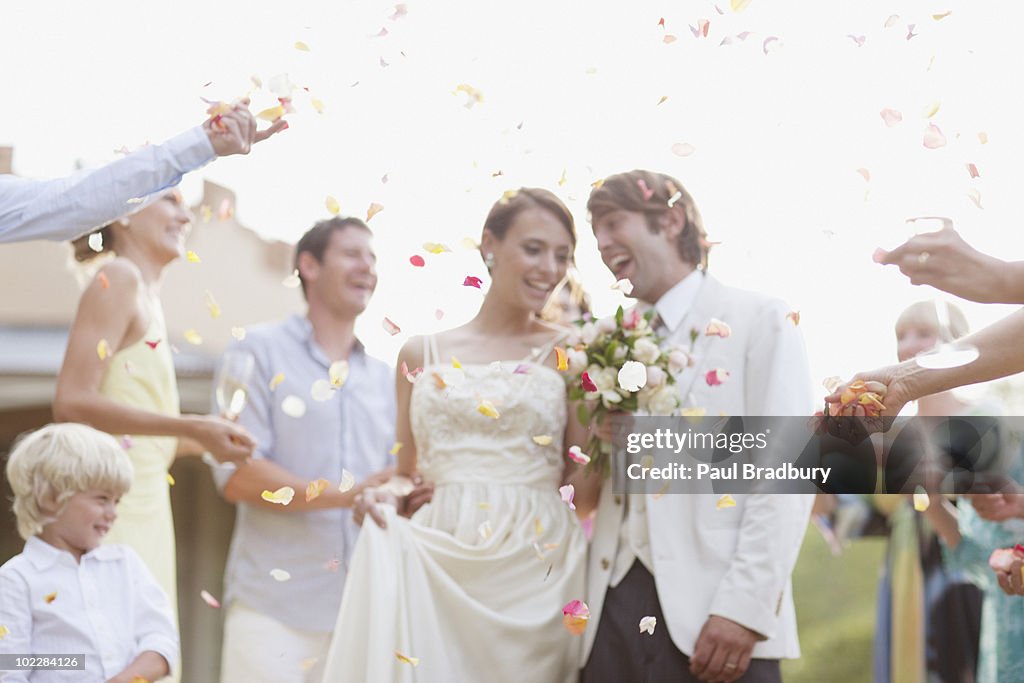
[0,536,179,682]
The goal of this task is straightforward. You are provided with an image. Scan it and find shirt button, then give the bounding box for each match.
[600,558,610,570]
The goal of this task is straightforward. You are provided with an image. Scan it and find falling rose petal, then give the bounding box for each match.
[44,592,58,604]
[611,278,634,294]
[218,198,234,221]
[305,478,329,502]
[395,651,420,667]
[294,41,310,51]
[716,494,737,509]
[658,17,665,27]
[450,356,462,369]
[435,309,445,320]
[924,102,941,119]
[281,395,307,418]
[261,486,295,505]
[463,276,483,288]
[282,270,302,288]
[966,163,980,178]
[856,168,871,182]
[231,327,246,341]
[477,400,500,419]
[923,123,947,149]
[366,202,384,221]
[671,143,696,157]
[667,191,684,208]
[269,373,285,391]
[639,616,657,635]
[311,379,335,402]
[637,178,655,200]
[200,205,213,222]
[325,557,341,572]
[533,435,553,446]
[581,372,598,393]
[555,347,568,371]
[97,272,110,290]
[618,361,648,392]
[145,339,160,350]
[568,445,591,465]
[912,486,930,511]
[0,625,10,640]
[557,169,568,187]
[478,520,493,540]
[978,131,989,144]
[184,329,203,345]
[97,339,110,361]
[513,364,531,375]
[847,34,866,47]
[762,36,780,55]
[562,598,588,634]
[689,19,710,38]
[200,590,221,608]
[389,442,403,456]
[967,188,983,209]
[663,34,677,44]
[786,311,801,326]
[559,484,577,511]
[706,368,731,386]
[705,318,732,337]
[730,0,752,11]
[409,255,425,267]
[187,250,201,263]
[204,291,221,319]
[381,173,389,184]
[256,105,286,122]
[657,95,668,106]
[329,360,349,388]
[423,242,452,254]
[311,97,325,114]
[907,24,918,40]
[880,108,903,127]
[325,196,340,215]
[121,435,133,449]
[382,317,401,336]
[300,658,319,673]
[166,473,175,487]
[338,469,356,493]
[884,14,900,28]
[87,232,103,252]
[269,568,291,582]
[932,10,952,20]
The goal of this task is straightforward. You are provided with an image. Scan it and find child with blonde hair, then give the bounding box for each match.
[0,423,178,682]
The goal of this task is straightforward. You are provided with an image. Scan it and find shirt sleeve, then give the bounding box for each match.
[0,565,33,683]
[0,126,215,244]
[126,548,179,676]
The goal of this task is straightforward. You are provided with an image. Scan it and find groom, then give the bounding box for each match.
[581,170,815,682]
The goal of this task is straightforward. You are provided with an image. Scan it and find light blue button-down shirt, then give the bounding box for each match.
[0,126,214,244]
[210,315,396,632]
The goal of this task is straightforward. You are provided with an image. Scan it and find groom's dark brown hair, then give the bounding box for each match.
[587,169,710,270]
[293,216,371,298]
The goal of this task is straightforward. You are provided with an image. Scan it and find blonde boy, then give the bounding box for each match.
[0,423,178,683]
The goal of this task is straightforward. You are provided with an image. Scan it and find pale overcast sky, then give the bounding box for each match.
[4,0,1024,404]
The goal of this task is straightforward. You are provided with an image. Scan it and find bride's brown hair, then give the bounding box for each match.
[481,188,576,248]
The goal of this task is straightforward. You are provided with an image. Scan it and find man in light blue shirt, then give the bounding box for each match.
[210,216,396,683]
[0,100,286,244]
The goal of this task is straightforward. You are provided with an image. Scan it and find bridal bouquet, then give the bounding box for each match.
[565,306,691,474]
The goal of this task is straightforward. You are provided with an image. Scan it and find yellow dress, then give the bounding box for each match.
[99,304,181,681]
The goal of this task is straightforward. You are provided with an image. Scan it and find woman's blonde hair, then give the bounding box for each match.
[5,423,132,540]
[895,300,969,344]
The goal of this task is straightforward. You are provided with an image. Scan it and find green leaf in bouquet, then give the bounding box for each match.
[577,403,590,427]
[605,340,619,364]
[615,306,624,326]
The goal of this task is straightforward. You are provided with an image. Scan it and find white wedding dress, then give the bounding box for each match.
[321,337,586,682]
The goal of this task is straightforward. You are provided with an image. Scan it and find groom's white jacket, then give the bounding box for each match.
[582,273,815,664]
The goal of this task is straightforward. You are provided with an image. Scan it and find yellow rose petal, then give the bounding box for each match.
[532,435,553,446]
[294,41,310,51]
[451,356,462,369]
[204,291,221,319]
[166,473,175,486]
[325,195,340,215]
[269,373,286,391]
[395,651,420,667]
[555,347,568,371]
[477,400,500,419]
[183,329,203,346]
[389,442,403,456]
[187,250,201,263]
[256,105,286,122]
[329,360,349,388]
[305,478,330,502]
[231,327,246,341]
[716,494,737,509]
[261,486,295,506]
[45,592,57,604]
[366,202,384,222]
[0,625,10,640]
[97,339,110,361]
[311,97,325,114]
[913,487,930,512]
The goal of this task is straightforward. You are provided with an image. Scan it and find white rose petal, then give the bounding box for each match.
[269,568,291,582]
[338,469,355,492]
[580,322,599,345]
[618,361,648,392]
[87,232,104,252]
[329,360,350,388]
[639,616,657,635]
[633,338,661,364]
[567,350,589,374]
[611,278,634,295]
[311,379,335,402]
[281,395,307,418]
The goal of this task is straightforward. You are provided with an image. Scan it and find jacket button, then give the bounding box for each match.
[601,558,610,570]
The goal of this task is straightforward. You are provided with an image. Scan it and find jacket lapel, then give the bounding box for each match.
[662,274,725,404]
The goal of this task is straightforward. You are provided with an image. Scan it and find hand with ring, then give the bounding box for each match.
[352,486,399,528]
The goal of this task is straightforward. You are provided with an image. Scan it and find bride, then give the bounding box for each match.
[320,188,592,682]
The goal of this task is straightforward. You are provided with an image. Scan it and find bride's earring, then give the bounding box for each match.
[484,252,495,270]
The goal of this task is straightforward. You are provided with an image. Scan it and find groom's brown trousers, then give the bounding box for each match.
[581,562,782,683]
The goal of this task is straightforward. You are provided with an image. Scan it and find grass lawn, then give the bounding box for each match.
[782,526,887,683]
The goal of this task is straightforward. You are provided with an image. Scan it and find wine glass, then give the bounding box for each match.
[904,217,980,370]
[215,350,255,420]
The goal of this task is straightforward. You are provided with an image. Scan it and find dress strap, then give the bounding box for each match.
[422,334,442,368]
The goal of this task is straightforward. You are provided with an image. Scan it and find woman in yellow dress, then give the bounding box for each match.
[54,190,254,681]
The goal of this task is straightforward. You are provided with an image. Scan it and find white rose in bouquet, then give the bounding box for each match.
[633,337,661,364]
[596,316,617,336]
[645,365,667,387]
[645,385,678,416]
[580,322,599,345]
[567,349,589,374]
[612,345,628,362]
[668,349,691,375]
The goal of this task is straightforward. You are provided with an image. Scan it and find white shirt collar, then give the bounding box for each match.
[653,269,704,334]
[24,535,122,570]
